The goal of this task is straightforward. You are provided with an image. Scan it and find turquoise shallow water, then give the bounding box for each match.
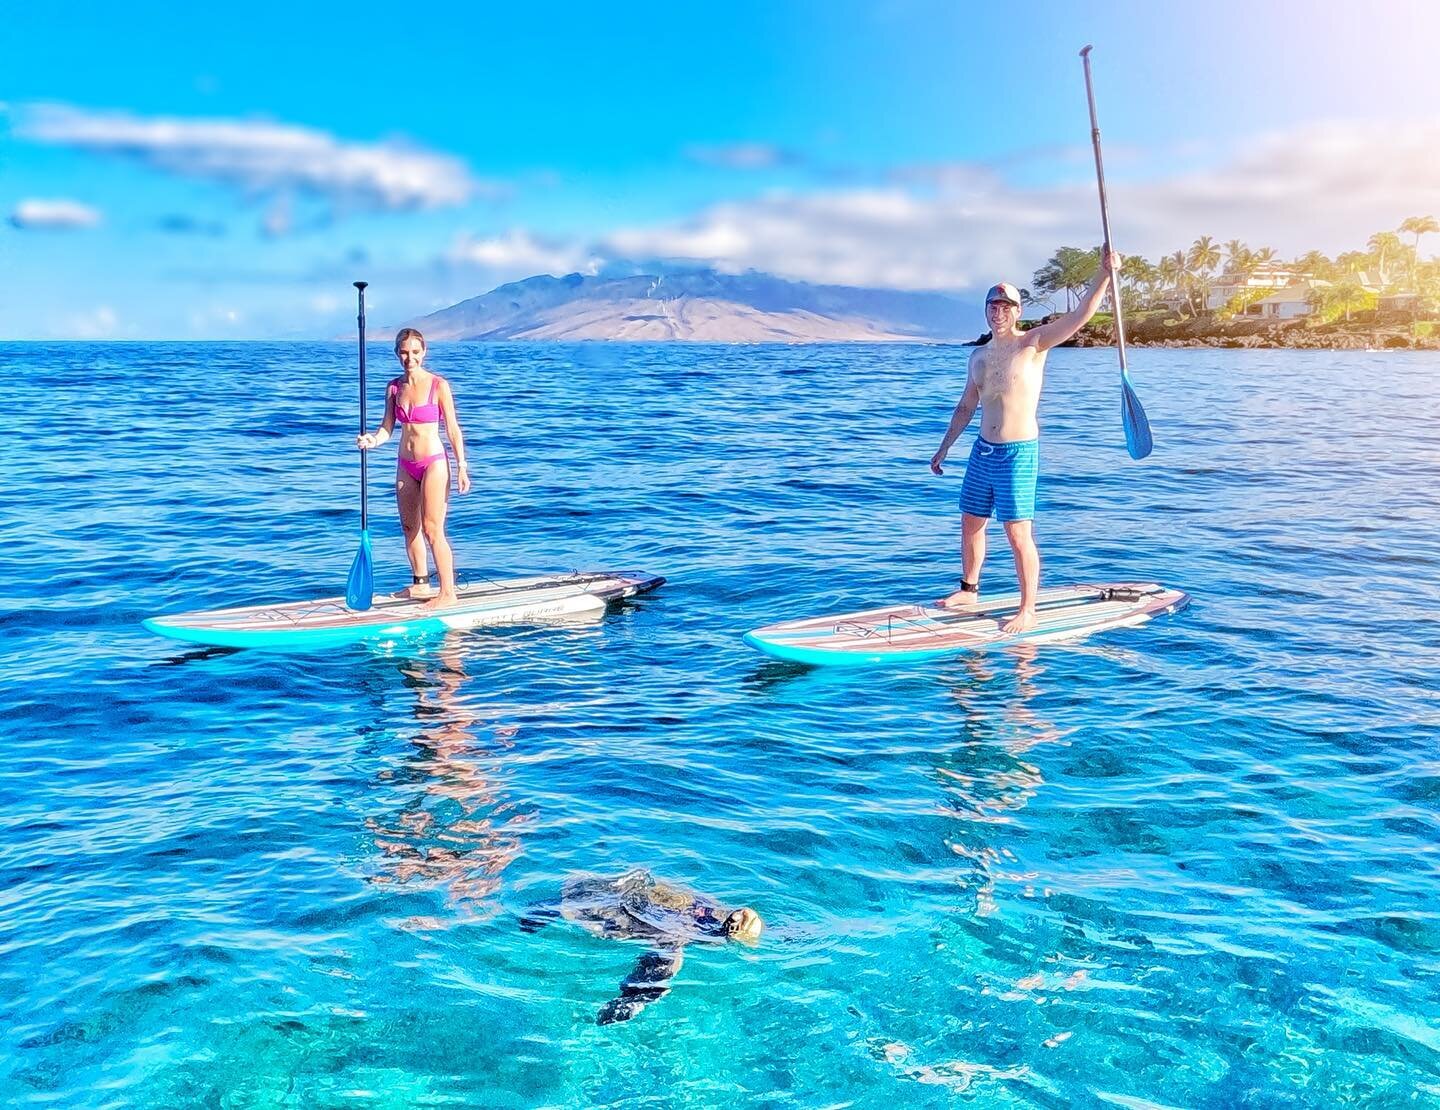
[2,341,1439,1106]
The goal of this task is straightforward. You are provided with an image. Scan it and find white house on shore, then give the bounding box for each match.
[1244,282,1327,319]
[1202,266,1382,319]
[1153,262,1381,319]
[1204,262,1307,312]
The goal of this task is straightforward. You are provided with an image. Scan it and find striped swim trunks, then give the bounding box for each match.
[959,436,1039,522]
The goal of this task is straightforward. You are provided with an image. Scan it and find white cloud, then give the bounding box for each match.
[415,121,1440,306]
[446,229,600,277]
[14,102,495,212]
[183,304,247,336]
[601,120,1440,293]
[1116,122,1440,256]
[9,198,102,230]
[602,184,1062,291]
[64,305,119,338]
[684,142,798,170]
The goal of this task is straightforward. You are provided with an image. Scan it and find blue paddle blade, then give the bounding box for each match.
[1121,371,1153,460]
[345,530,374,611]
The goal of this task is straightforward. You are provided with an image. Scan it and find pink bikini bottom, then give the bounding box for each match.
[398,453,446,482]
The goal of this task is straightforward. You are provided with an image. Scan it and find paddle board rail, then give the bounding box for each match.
[743,582,1188,667]
[143,570,664,650]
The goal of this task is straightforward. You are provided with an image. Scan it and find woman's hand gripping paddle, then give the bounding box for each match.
[345,281,374,610]
[1081,45,1153,460]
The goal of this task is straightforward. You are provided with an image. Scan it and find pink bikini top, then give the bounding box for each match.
[389,376,442,425]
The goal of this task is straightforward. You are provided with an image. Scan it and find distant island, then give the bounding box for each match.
[385,217,1439,349]
[385,267,972,343]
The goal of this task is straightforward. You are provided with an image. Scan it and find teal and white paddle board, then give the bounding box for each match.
[143,570,664,650]
[743,582,1188,667]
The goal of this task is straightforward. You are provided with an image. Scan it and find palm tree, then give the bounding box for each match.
[1368,231,1403,286]
[1031,258,1063,309]
[1417,259,1440,314]
[1032,246,1100,311]
[1188,236,1222,312]
[1294,250,1333,280]
[1169,249,1199,316]
[1156,252,1188,315]
[1019,286,1056,315]
[1399,216,1439,290]
[1120,255,1157,309]
[1335,250,1370,278]
[1309,276,1375,324]
[1223,239,1253,279]
[1188,236,1221,276]
[1067,246,1103,306]
[1209,240,1258,316]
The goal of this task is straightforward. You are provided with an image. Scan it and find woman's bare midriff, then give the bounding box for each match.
[398,425,444,464]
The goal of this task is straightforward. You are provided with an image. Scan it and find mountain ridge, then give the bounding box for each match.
[381,267,973,342]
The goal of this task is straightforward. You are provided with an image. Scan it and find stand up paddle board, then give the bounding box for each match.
[143,570,664,650]
[743,582,1188,667]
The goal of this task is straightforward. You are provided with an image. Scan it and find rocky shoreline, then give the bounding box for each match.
[1064,315,1439,350]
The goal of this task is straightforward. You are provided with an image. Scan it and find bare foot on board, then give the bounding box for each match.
[937,587,980,610]
[1000,608,1037,634]
[422,592,459,613]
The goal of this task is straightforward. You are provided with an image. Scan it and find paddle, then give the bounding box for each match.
[1080,45,1153,460]
[344,280,374,610]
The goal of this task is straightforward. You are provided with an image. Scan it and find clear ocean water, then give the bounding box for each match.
[2,341,1438,1107]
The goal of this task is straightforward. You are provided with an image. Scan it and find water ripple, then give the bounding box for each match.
[2,342,1438,1104]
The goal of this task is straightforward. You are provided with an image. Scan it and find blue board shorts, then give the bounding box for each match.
[959,436,1039,522]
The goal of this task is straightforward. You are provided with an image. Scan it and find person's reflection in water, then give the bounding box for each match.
[934,643,1066,918]
[366,639,532,927]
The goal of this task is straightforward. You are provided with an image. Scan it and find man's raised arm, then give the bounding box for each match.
[1027,249,1120,352]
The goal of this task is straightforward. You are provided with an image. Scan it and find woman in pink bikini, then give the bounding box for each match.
[355,328,470,608]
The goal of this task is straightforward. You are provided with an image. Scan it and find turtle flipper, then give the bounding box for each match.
[519,903,561,933]
[596,947,684,1024]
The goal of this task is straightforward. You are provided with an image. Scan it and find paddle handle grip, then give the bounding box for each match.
[1080,45,1129,374]
[355,281,368,531]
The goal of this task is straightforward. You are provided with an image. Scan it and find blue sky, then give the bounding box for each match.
[4,0,1440,337]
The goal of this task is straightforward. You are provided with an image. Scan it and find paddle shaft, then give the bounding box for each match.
[1079,45,1129,375]
[354,281,368,530]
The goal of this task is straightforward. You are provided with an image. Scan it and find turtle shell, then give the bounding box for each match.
[560,870,729,942]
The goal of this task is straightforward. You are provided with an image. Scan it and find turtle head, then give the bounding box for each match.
[723,907,763,943]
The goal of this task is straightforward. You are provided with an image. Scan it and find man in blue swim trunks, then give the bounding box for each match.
[929,253,1118,632]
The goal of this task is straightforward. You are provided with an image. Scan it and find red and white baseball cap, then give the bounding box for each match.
[985,282,1022,307]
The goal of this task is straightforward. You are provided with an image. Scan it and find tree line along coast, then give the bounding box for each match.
[1007,216,1440,350]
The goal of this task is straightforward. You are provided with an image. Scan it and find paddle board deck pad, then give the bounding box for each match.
[743,582,1188,667]
[143,571,664,650]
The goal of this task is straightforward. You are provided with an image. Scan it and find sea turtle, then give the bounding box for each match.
[520,868,763,1024]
